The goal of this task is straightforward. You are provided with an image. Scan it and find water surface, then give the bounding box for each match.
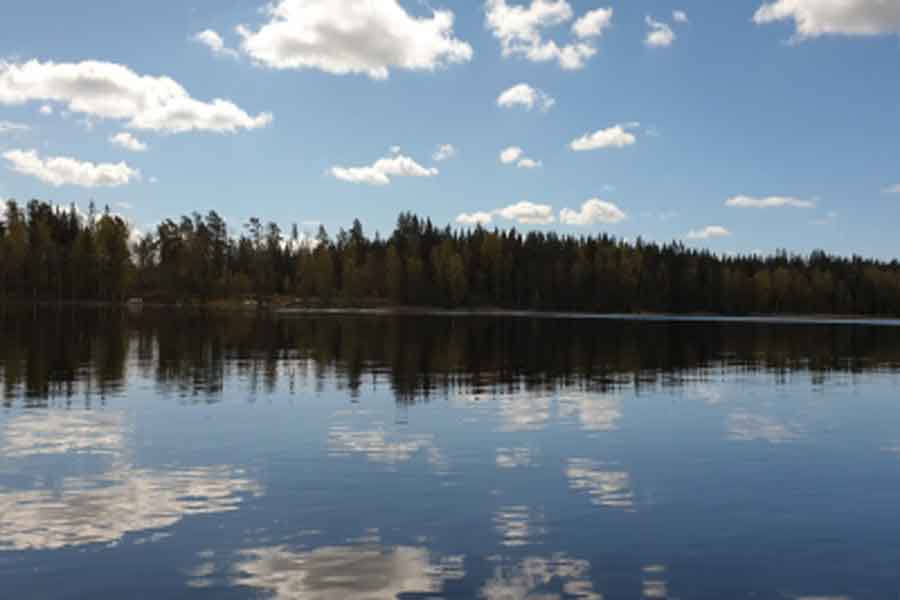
[3,307,900,599]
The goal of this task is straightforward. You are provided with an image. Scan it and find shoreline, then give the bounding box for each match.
[6,300,900,327]
[271,306,900,326]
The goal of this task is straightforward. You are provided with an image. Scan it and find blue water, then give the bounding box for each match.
[2,309,900,599]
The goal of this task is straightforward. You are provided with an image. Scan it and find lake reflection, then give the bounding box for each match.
[2,307,900,599]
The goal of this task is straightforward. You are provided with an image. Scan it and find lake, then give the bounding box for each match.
[3,307,900,599]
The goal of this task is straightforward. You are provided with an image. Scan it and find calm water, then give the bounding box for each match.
[3,308,900,599]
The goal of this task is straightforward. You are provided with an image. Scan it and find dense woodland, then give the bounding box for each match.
[2,199,900,316]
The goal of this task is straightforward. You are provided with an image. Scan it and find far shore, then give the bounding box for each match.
[271,306,900,326]
[6,299,900,327]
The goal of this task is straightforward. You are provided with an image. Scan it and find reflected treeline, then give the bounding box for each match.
[3,306,900,405]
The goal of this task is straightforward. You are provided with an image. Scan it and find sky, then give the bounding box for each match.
[0,0,898,258]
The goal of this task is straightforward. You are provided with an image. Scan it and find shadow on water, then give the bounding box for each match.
[3,305,900,406]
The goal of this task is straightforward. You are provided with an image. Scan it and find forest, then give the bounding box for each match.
[2,199,900,316]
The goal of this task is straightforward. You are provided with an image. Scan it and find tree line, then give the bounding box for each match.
[2,199,900,316]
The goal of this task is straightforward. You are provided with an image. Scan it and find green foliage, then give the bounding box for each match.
[2,199,900,316]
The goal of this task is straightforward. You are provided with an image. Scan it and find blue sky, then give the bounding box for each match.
[0,0,898,257]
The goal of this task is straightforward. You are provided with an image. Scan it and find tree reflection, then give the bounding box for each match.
[3,306,900,404]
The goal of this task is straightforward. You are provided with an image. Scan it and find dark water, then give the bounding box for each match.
[3,308,900,599]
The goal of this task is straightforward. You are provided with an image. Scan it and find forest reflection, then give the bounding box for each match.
[3,306,900,405]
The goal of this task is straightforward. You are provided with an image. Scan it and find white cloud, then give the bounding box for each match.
[500,146,524,164]
[753,0,900,39]
[433,144,456,162]
[485,0,610,70]
[331,152,438,186]
[645,16,676,47]
[499,146,541,168]
[497,83,555,112]
[0,60,272,134]
[192,29,239,59]
[560,198,626,225]
[673,10,689,23]
[109,132,148,152]
[39,104,53,115]
[3,149,140,188]
[236,0,473,79]
[726,195,815,209]
[573,8,614,39]
[883,183,900,194]
[496,201,554,225]
[570,122,638,151]
[516,158,541,169]
[0,121,29,134]
[686,225,731,240]
[456,211,494,226]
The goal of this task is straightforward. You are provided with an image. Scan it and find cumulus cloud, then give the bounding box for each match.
[3,149,140,188]
[499,146,541,168]
[570,122,639,151]
[497,83,555,112]
[560,198,626,225]
[109,132,148,152]
[236,0,473,79]
[673,10,689,23]
[573,8,614,39]
[516,158,541,169]
[485,0,611,70]
[645,16,676,47]
[725,195,815,208]
[0,60,272,134]
[686,225,731,240]
[500,146,524,164]
[456,211,494,226]
[496,201,554,225]
[753,0,900,39]
[192,29,239,59]
[432,144,457,162]
[331,152,438,186]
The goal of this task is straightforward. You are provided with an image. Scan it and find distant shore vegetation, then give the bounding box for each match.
[2,199,900,316]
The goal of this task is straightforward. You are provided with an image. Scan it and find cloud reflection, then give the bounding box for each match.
[229,543,465,599]
[727,412,801,444]
[3,411,126,457]
[642,564,669,599]
[566,459,634,510]
[496,447,534,469]
[481,555,602,599]
[0,411,261,551]
[494,505,544,547]
[0,465,261,551]
[497,395,553,432]
[327,425,433,464]
[558,393,622,432]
